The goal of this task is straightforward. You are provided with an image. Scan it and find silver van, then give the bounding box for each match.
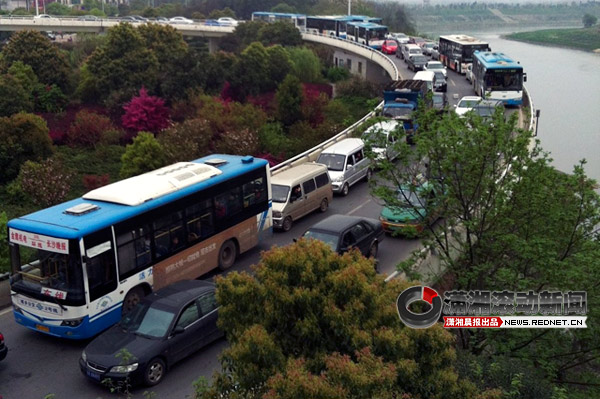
[317,138,371,196]
[361,120,403,163]
[399,44,423,61]
[271,163,333,232]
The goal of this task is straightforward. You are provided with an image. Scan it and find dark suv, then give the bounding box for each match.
[407,55,428,72]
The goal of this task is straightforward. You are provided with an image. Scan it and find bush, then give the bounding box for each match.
[326,66,350,82]
[214,127,260,156]
[121,87,170,134]
[83,174,110,191]
[33,84,68,113]
[335,76,382,99]
[157,119,214,164]
[17,158,74,207]
[120,132,167,178]
[66,110,116,149]
[258,123,293,158]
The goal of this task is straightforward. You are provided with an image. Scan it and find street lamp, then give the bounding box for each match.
[535,109,541,137]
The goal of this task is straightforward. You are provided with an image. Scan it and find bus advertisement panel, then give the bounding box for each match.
[438,34,490,74]
[8,155,272,339]
[472,51,525,106]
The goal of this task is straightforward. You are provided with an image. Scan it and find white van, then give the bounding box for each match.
[400,44,423,61]
[413,70,436,92]
[361,120,403,162]
[317,138,371,196]
[271,163,333,231]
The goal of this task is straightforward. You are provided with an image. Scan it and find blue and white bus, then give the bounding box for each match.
[345,21,388,47]
[251,11,306,30]
[306,15,383,38]
[8,155,272,339]
[472,51,526,106]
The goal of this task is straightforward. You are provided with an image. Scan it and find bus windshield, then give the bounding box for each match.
[485,70,522,91]
[10,242,85,306]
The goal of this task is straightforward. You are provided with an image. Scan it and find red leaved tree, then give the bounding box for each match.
[121,87,170,134]
[66,110,116,149]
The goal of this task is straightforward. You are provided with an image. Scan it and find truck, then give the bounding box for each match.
[381,80,428,143]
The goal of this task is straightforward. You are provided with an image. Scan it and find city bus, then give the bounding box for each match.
[438,34,490,74]
[472,51,526,106]
[251,11,306,30]
[306,15,383,38]
[8,155,272,339]
[346,21,388,47]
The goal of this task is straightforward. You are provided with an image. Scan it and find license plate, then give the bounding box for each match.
[86,370,101,381]
[36,324,50,333]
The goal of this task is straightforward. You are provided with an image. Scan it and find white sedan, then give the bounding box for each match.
[169,16,194,24]
[424,61,447,78]
[217,17,239,26]
[454,96,483,116]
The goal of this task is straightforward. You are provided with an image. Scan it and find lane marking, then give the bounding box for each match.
[348,199,371,215]
[1,306,12,316]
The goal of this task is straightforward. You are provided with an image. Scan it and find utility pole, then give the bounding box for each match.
[35,0,39,16]
[348,0,351,16]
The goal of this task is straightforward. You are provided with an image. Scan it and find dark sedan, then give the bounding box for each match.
[406,55,428,72]
[80,280,222,387]
[302,214,384,261]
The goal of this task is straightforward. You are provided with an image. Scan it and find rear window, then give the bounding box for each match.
[315,173,330,188]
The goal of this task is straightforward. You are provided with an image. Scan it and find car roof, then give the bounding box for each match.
[307,214,373,234]
[145,280,215,311]
[320,138,364,155]
[459,96,483,102]
[364,119,401,133]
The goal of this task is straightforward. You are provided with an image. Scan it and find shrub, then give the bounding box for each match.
[326,66,350,82]
[66,110,116,149]
[33,84,68,113]
[17,158,74,207]
[157,119,214,164]
[120,132,167,178]
[121,87,170,134]
[83,174,110,191]
[214,127,260,156]
[258,123,293,158]
[335,76,382,99]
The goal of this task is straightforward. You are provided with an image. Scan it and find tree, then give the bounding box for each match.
[67,110,116,149]
[258,21,303,47]
[0,212,10,274]
[16,158,74,207]
[583,13,598,28]
[229,42,270,99]
[121,87,170,134]
[157,119,214,164]
[370,105,600,394]
[287,47,323,83]
[276,74,304,127]
[119,132,167,178]
[270,2,298,13]
[83,23,159,106]
[0,112,53,184]
[0,74,33,116]
[266,45,293,91]
[197,239,482,399]
[0,30,71,91]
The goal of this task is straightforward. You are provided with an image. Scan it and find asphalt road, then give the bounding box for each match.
[0,51,491,399]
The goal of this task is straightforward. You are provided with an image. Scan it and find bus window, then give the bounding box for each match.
[84,229,117,302]
[117,225,151,278]
[153,211,185,258]
[186,199,214,242]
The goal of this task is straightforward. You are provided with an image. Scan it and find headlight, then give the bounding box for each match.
[81,350,87,362]
[273,211,282,218]
[61,317,84,327]
[332,175,344,183]
[110,363,139,374]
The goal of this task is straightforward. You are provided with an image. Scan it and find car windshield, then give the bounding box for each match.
[432,95,444,105]
[272,184,290,203]
[362,129,388,148]
[473,106,496,117]
[413,56,427,63]
[397,189,425,208]
[303,231,339,251]
[382,107,413,119]
[434,71,445,80]
[428,62,443,69]
[458,99,481,108]
[120,302,176,338]
[317,153,346,172]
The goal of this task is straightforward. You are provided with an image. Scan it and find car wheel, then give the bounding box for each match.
[364,168,373,182]
[368,242,378,259]
[218,239,237,270]
[282,216,293,232]
[122,286,145,315]
[319,198,329,213]
[144,358,166,386]
[341,183,350,196]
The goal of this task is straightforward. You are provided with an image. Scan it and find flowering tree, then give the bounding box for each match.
[17,158,74,207]
[121,87,170,134]
[66,110,115,149]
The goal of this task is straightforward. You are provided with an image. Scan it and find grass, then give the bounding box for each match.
[505,27,600,52]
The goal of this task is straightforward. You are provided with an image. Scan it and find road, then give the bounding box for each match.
[0,50,494,399]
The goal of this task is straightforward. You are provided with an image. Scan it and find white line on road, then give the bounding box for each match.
[0,306,12,316]
[348,199,371,215]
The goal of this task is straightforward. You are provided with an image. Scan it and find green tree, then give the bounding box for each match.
[198,239,482,399]
[83,23,159,106]
[275,74,303,127]
[16,158,74,207]
[371,105,600,394]
[0,74,33,116]
[229,42,270,99]
[0,212,9,274]
[270,2,298,13]
[258,20,303,47]
[0,30,71,91]
[583,13,598,28]
[266,45,292,91]
[157,119,214,164]
[0,112,53,184]
[287,47,323,83]
[46,2,71,15]
[119,132,167,178]
[7,61,39,95]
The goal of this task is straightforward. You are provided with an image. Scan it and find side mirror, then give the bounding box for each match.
[523,73,527,82]
[172,326,185,336]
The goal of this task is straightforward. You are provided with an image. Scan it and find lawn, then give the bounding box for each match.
[505,27,600,52]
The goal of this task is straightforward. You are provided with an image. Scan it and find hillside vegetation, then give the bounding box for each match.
[506,27,600,52]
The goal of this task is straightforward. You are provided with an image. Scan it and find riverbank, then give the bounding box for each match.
[505,27,600,53]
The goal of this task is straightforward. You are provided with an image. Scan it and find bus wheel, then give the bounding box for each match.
[122,286,145,315]
[218,240,237,270]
